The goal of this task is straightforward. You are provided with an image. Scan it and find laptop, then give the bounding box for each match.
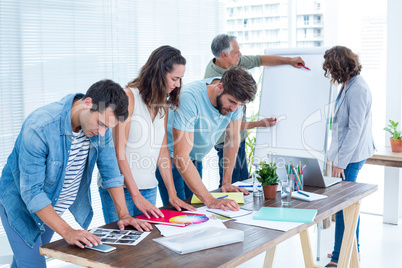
[271,154,342,188]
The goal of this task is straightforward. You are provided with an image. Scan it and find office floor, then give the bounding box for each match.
[0,213,399,268]
[237,213,400,268]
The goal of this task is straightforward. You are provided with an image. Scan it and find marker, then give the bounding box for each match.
[217,195,229,199]
[298,63,311,71]
[297,191,310,197]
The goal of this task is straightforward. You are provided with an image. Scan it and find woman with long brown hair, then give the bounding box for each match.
[323,46,375,267]
[99,45,195,223]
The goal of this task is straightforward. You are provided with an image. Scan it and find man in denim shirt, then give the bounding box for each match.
[0,79,152,267]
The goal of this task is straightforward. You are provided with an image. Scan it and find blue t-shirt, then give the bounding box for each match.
[167,78,243,161]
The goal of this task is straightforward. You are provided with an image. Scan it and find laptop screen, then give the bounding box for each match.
[271,154,333,187]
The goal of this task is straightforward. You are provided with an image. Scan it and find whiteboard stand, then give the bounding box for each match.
[254,47,335,171]
[253,47,336,263]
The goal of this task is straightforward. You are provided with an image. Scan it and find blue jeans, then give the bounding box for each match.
[98,187,157,224]
[215,140,249,187]
[0,205,54,268]
[331,159,366,263]
[156,159,203,206]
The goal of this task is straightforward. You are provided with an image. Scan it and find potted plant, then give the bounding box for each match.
[256,161,279,199]
[384,119,402,152]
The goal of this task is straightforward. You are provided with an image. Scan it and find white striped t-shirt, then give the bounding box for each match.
[54,129,90,215]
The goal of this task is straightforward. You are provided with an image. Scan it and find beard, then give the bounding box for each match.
[216,94,229,115]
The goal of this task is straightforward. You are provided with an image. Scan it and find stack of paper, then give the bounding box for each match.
[153,227,244,254]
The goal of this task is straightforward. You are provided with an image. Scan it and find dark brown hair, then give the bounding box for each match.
[220,66,257,103]
[85,79,128,122]
[323,46,362,84]
[127,45,186,114]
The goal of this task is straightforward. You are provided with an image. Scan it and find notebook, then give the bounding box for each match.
[272,154,342,188]
[191,192,244,204]
[253,207,317,223]
[135,209,209,227]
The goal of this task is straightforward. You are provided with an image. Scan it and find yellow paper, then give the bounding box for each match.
[191,192,244,204]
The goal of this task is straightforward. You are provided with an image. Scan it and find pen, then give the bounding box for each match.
[237,185,261,187]
[217,195,228,199]
[298,63,311,71]
[297,191,310,197]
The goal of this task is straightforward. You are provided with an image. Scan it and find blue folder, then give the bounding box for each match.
[253,207,317,223]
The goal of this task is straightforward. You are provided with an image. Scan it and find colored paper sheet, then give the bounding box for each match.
[191,192,244,204]
[253,207,317,223]
[135,209,208,227]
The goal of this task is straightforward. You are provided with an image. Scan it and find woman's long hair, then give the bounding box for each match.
[127,45,186,115]
[323,46,362,84]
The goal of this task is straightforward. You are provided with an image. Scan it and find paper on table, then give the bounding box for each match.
[191,192,244,204]
[135,209,208,227]
[232,181,259,192]
[234,211,303,232]
[232,182,281,192]
[291,191,327,202]
[189,206,232,221]
[207,208,252,218]
[156,217,227,237]
[153,227,244,254]
[187,206,214,216]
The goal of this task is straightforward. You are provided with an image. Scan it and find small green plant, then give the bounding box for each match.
[245,135,256,176]
[384,120,402,140]
[255,161,279,186]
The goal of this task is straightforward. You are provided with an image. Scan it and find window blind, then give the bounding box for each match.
[0,0,224,239]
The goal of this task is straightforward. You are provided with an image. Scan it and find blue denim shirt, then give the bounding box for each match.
[0,94,123,248]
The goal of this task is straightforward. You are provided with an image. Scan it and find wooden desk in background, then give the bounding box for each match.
[366,146,402,224]
[40,182,377,268]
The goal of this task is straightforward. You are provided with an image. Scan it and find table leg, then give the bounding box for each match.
[338,201,360,268]
[300,229,316,268]
[263,246,276,268]
[350,237,360,268]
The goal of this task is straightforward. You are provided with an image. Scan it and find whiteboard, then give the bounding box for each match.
[254,47,335,169]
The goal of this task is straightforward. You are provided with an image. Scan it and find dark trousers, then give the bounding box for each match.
[156,158,203,206]
[214,140,249,187]
[331,159,366,263]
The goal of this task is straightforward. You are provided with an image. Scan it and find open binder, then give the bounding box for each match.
[153,227,244,254]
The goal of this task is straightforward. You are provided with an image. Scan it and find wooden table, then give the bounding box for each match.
[366,146,402,224]
[40,182,377,268]
[366,146,402,168]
